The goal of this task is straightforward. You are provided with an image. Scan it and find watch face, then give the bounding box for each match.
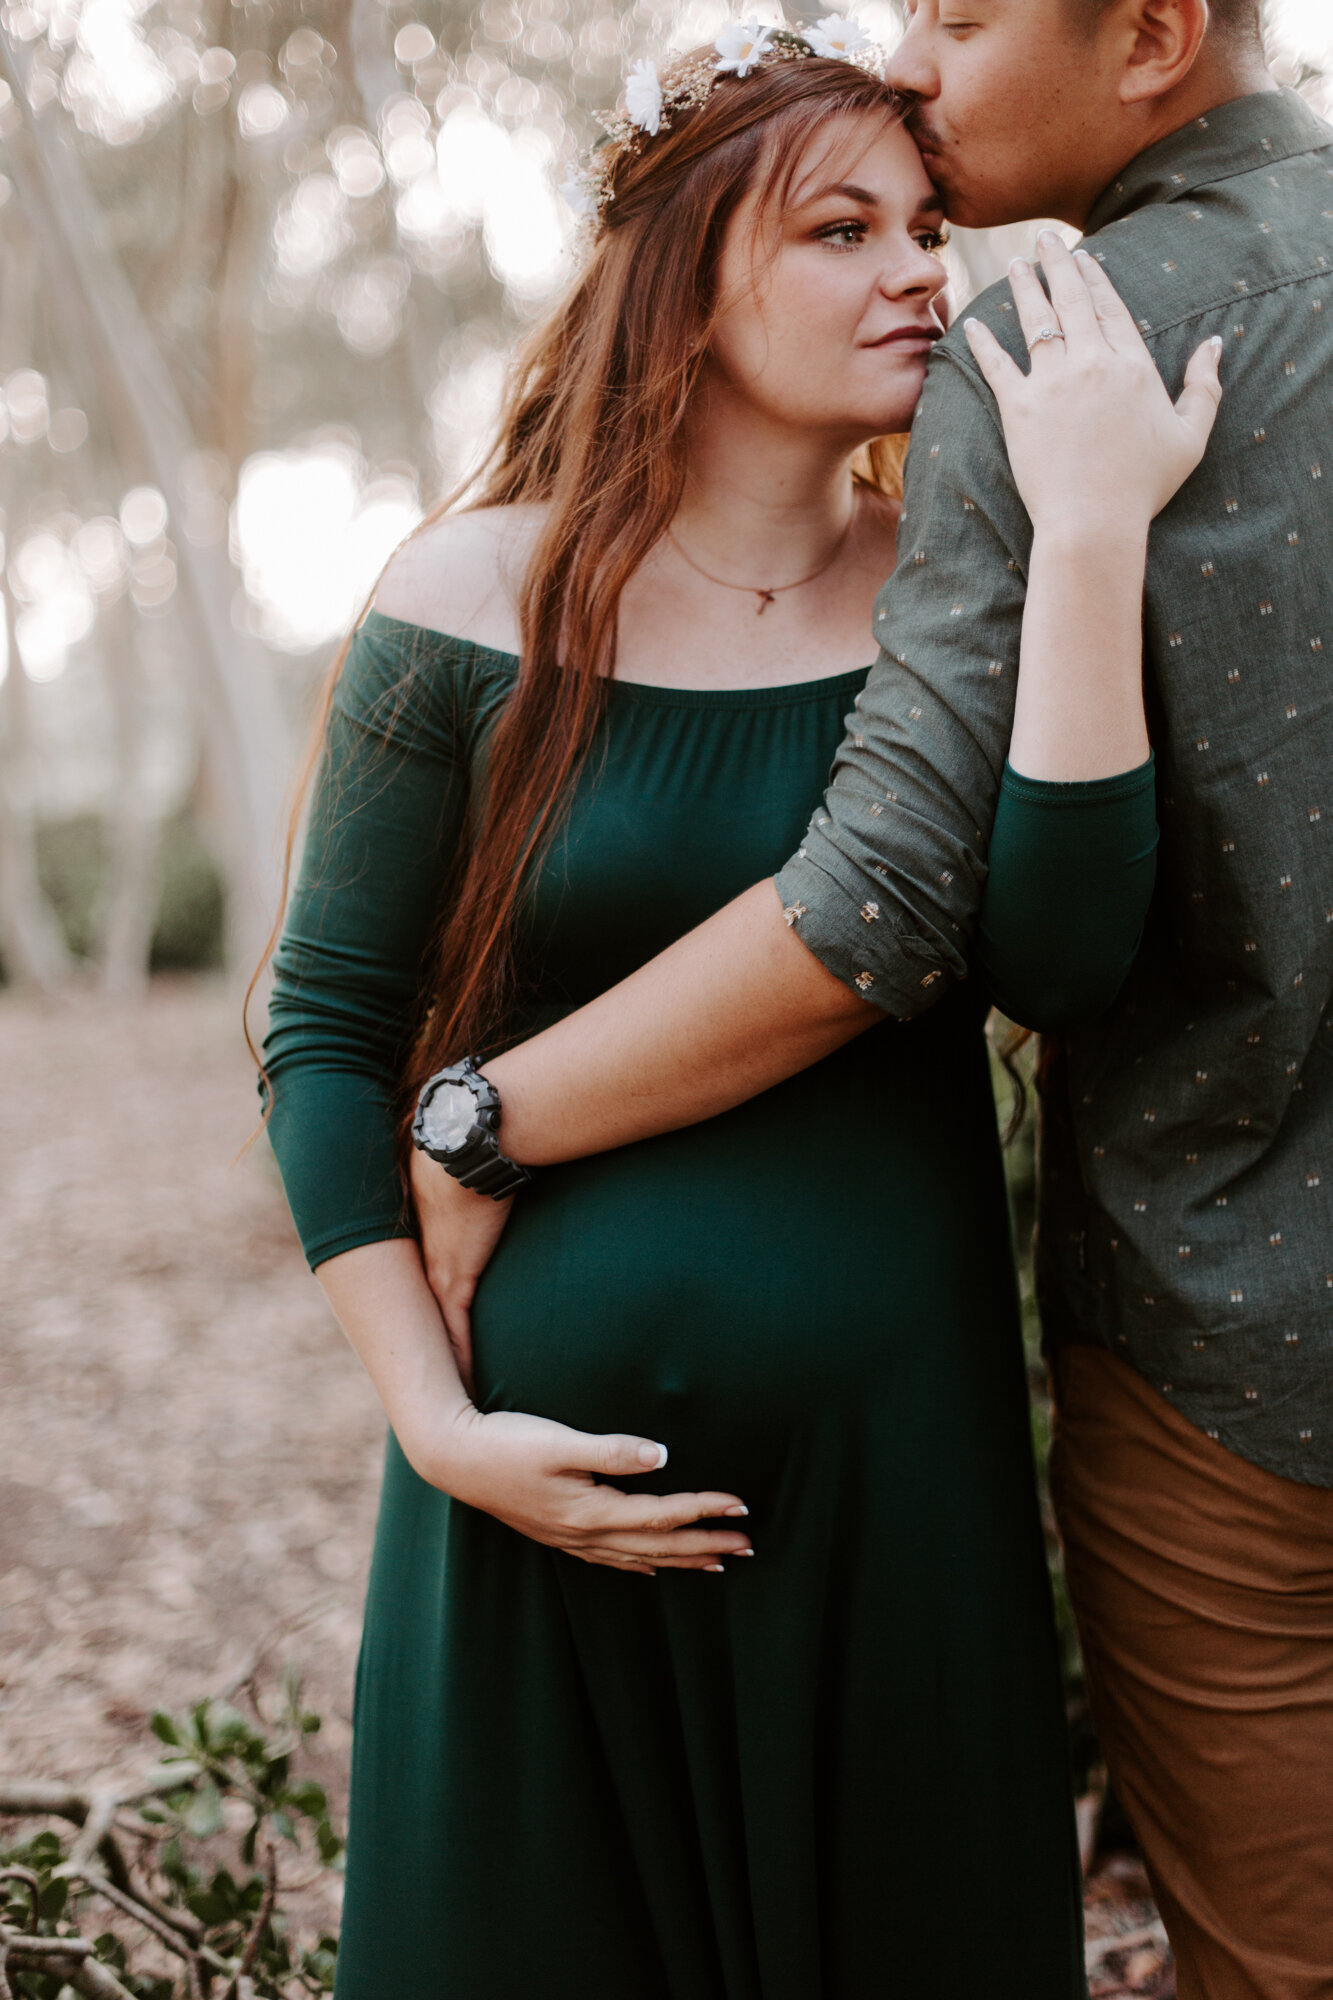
[419,1081,476,1155]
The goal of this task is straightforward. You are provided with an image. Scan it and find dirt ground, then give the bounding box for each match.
[0,978,381,1802]
[0,977,1170,1993]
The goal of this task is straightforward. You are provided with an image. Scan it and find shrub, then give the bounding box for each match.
[21,813,226,976]
[0,1669,342,1998]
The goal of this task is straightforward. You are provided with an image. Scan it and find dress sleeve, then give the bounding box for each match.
[977,756,1158,1033]
[262,620,495,1270]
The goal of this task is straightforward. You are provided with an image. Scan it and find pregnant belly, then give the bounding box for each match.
[469,1022,1022,1501]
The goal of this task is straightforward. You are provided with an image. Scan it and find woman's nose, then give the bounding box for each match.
[881,246,949,303]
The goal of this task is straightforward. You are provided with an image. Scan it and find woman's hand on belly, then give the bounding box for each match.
[433,1405,755,1575]
[317,1239,754,1576]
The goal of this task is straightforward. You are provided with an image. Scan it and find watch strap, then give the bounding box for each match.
[448,1141,532,1198]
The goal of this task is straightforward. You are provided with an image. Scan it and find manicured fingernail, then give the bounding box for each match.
[1037,228,1060,249]
[732,1547,755,1556]
[638,1441,668,1469]
[963,315,980,333]
[723,1504,749,1517]
[1009,257,1030,276]
[1210,335,1223,353]
[1074,247,1094,262]
[707,1564,726,1573]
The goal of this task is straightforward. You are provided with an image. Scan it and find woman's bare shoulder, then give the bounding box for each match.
[370,502,547,653]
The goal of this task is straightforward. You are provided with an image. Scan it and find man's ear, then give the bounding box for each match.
[1117,0,1210,106]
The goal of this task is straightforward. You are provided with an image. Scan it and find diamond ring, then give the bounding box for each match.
[1028,327,1066,350]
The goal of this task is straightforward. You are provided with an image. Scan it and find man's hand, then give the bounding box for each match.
[410,1147,512,1395]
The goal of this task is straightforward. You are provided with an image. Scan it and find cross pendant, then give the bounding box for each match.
[755,589,776,615]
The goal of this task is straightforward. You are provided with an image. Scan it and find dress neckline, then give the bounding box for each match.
[360,608,872,709]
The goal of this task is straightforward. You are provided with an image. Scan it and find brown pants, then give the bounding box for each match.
[1049,1346,1333,2000]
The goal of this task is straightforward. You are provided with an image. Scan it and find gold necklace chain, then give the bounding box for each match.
[666,515,854,616]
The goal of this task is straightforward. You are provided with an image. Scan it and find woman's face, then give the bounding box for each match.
[708,114,949,448]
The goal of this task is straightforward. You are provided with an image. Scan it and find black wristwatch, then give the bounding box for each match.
[411,1058,533,1199]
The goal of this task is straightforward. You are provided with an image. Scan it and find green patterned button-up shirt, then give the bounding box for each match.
[774,89,1333,1486]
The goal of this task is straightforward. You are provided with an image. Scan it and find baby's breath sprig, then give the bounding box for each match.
[559,14,883,227]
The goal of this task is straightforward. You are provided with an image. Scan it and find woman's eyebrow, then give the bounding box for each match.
[798,179,881,208]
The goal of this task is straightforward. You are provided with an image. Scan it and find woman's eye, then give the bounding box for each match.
[915,227,950,253]
[816,221,866,251]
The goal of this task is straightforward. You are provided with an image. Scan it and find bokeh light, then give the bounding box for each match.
[0,0,1327,823]
[232,447,421,652]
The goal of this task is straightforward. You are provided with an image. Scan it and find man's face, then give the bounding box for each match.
[888,0,1132,230]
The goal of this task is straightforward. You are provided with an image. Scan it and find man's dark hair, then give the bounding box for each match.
[1198,0,1264,35]
[1077,0,1263,43]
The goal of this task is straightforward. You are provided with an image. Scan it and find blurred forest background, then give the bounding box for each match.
[0,0,1330,1993]
[0,0,1327,985]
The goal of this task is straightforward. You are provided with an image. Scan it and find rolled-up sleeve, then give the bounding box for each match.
[774,334,1033,1017]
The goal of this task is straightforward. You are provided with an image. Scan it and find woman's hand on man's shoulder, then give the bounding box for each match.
[370,501,548,654]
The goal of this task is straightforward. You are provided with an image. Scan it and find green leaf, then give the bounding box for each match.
[184,1888,233,1926]
[304,1950,338,1987]
[269,1810,298,1847]
[284,1781,326,1819]
[315,1820,343,1865]
[206,1703,252,1752]
[262,1753,291,1792]
[159,1835,194,1888]
[37,1877,68,1921]
[182,1781,223,1839]
[94,1931,128,1969]
[150,1712,181,1746]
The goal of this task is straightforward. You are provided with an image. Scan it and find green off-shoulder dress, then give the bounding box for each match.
[265,611,1157,2000]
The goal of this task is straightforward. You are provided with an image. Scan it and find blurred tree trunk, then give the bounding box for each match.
[96,590,158,997]
[0,585,76,989]
[347,0,436,427]
[0,222,73,990]
[0,28,288,976]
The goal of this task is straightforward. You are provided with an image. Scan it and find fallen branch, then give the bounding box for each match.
[0,1922,136,2000]
[0,1761,204,1822]
[56,1863,229,1994]
[223,1840,277,1999]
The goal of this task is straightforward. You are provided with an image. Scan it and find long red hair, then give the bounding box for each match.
[250,54,909,1125]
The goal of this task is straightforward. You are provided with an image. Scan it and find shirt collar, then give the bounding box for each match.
[1085,87,1333,236]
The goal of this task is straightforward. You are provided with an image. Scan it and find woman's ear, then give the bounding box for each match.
[1117,0,1211,108]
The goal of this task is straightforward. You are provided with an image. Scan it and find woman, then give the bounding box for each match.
[262,27,1219,2000]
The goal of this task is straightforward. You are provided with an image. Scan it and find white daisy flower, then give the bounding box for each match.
[560,173,598,216]
[624,57,664,135]
[714,16,775,76]
[804,13,872,58]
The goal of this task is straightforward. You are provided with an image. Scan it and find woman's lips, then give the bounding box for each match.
[865,327,942,351]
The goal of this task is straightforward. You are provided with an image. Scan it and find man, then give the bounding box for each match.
[419,1,1333,1991]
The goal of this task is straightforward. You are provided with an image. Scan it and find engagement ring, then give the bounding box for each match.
[1028,327,1066,349]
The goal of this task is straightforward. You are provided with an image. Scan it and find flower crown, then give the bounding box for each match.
[561,14,884,224]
